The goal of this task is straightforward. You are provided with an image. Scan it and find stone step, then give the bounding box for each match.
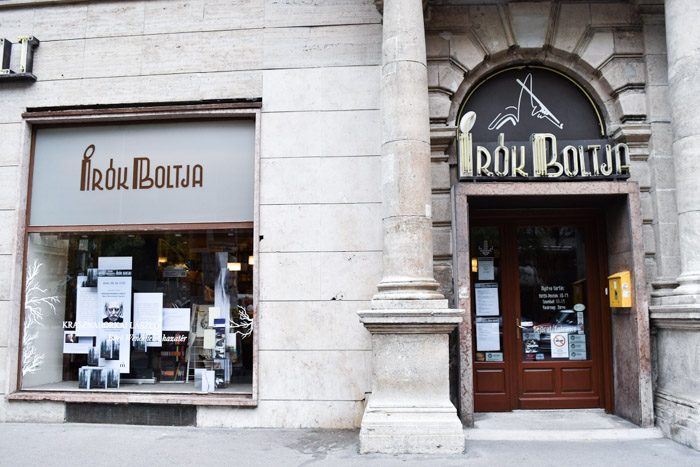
[464,409,663,441]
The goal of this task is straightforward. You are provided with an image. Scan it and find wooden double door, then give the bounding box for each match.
[470,209,613,411]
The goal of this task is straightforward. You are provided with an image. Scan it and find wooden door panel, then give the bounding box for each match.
[475,368,507,393]
[561,367,593,393]
[521,368,555,393]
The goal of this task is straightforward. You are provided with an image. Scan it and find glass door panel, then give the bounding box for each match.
[517,226,590,362]
[470,226,503,363]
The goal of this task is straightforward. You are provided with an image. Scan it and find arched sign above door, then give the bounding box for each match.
[456,66,630,181]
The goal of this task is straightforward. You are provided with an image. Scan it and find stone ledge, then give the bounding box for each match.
[358,308,462,334]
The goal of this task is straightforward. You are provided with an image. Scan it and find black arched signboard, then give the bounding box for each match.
[457,66,630,181]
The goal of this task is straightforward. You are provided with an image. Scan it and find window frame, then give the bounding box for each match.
[10,102,261,406]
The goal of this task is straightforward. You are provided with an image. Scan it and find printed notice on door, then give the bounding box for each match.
[476,317,500,351]
[475,283,500,316]
[551,332,569,358]
[477,257,495,281]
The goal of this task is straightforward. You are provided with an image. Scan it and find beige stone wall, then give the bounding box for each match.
[0,0,383,427]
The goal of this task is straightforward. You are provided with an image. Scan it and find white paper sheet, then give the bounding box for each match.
[551,332,569,358]
[133,293,163,347]
[203,329,216,349]
[98,256,133,270]
[477,257,495,281]
[163,308,191,331]
[63,332,93,354]
[476,318,500,351]
[195,368,206,392]
[205,370,216,392]
[475,283,500,316]
[76,276,98,337]
[208,306,221,327]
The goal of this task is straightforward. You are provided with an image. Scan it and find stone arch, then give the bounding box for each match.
[446,49,624,137]
[425,1,648,142]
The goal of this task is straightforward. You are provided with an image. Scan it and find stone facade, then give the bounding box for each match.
[0,0,383,428]
[0,0,698,454]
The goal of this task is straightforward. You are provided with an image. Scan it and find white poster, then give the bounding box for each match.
[63,332,93,354]
[551,332,569,358]
[476,318,500,351]
[475,283,500,316]
[477,257,495,281]
[75,276,98,337]
[163,308,191,331]
[97,259,132,373]
[133,293,163,347]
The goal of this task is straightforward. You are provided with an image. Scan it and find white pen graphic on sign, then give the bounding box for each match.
[488,73,564,131]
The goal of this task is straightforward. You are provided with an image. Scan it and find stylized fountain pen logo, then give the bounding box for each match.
[488,73,564,131]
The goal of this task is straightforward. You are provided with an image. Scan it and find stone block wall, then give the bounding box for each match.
[0,0,383,428]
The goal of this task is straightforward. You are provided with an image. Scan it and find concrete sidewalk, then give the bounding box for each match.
[0,421,699,467]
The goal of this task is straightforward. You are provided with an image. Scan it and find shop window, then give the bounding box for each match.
[20,116,257,395]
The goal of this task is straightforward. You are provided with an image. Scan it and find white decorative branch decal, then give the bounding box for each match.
[230,305,253,339]
[22,261,60,375]
[488,73,564,131]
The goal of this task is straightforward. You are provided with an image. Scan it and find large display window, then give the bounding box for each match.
[19,114,258,397]
[23,229,253,393]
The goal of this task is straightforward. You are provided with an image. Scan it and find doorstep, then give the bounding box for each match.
[464,409,663,441]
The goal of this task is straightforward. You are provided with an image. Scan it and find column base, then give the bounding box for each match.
[653,275,700,306]
[374,278,444,301]
[358,304,464,454]
[359,405,465,454]
[655,390,700,451]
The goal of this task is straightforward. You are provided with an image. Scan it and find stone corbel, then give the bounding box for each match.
[430,125,458,165]
[611,123,651,161]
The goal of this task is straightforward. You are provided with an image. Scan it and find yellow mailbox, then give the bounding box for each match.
[608,271,632,308]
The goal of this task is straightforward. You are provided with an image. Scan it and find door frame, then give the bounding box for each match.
[452,181,652,427]
[469,208,613,411]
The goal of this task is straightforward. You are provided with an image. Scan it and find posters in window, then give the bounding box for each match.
[75,276,98,337]
[97,257,132,374]
[163,308,191,331]
[569,334,587,360]
[551,332,569,358]
[63,332,92,354]
[133,292,163,347]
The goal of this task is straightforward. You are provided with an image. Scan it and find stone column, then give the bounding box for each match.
[665,0,700,302]
[358,0,464,454]
[648,0,700,451]
[373,0,442,302]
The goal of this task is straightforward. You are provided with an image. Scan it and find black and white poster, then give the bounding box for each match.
[97,257,132,374]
